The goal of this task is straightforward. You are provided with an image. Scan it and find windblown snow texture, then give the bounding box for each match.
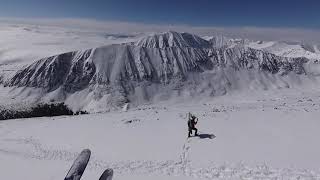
[3,31,318,112]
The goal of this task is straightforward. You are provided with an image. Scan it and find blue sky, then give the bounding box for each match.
[0,0,319,28]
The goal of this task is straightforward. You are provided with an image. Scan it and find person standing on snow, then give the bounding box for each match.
[188,113,198,137]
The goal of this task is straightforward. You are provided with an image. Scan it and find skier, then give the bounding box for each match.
[188,113,198,137]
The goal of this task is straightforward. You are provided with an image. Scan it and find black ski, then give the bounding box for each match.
[64,149,91,180]
[99,169,113,180]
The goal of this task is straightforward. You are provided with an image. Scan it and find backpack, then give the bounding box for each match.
[187,113,196,128]
[188,119,192,128]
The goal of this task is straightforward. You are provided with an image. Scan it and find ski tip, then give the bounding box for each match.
[64,149,91,180]
[82,149,91,155]
[99,168,114,180]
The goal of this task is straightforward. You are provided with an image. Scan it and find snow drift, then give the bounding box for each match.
[2,31,320,112]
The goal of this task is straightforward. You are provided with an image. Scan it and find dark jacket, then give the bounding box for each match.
[188,117,197,129]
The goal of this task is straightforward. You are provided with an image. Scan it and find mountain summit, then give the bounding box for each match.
[133,31,212,48]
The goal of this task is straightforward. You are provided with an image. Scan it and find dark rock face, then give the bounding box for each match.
[9,52,72,90]
[7,49,94,92]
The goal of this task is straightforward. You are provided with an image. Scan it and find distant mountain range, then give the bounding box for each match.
[2,31,320,112]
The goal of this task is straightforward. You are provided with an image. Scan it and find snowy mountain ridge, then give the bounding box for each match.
[132,31,212,48]
[203,35,320,60]
[2,31,320,112]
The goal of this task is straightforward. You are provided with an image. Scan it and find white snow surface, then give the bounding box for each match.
[1,88,320,179]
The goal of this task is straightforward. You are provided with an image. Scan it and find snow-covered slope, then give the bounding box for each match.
[0,23,142,81]
[2,88,320,180]
[203,35,247,48]
[132,31,212,48]
[2,31,319,112]
[204,35,320,60]
[248,41,320,60]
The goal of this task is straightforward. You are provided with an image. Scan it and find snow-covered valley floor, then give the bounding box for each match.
[1,88,320,180]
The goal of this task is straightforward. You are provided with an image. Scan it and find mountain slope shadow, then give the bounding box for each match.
[198,133,216,139]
